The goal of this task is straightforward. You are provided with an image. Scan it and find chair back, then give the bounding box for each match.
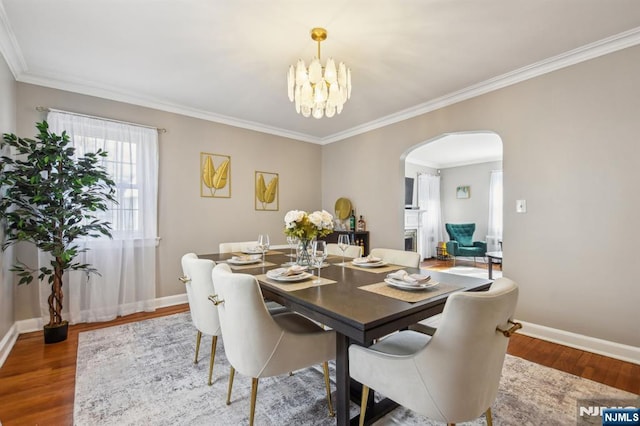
[415,278,519,422]
[326,243,362,258]
[218,241,258,254]
[211,264,287,377]
[181,253,220,336]
[445,223,476,247]
[370,248,420,268]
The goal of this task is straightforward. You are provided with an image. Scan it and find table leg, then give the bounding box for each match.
[488,258,493,280]
[336,333,350,426]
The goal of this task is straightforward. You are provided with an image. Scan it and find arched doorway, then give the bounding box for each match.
[403,131,503,262]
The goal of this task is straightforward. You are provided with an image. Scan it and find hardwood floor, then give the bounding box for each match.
[1,295,638,425]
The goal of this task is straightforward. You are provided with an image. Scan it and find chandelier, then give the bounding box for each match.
[287,27,352,119]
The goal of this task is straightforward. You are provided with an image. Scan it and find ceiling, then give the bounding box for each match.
[406,132,502,169]
[2,1,640,145]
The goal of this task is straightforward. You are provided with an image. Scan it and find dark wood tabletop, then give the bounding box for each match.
[200,251,492,425]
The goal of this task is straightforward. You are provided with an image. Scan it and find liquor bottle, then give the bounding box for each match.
[349,210,356,231]
[356,215,366,231]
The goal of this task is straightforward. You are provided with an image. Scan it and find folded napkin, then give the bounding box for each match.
[353,255,382,264]
[232,254,261,261]
[270,265,306,276]
[387,270,431,285]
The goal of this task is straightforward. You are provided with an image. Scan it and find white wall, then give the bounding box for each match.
[441,161,502,244]
[0,53,16,340]
[322,45,640,348]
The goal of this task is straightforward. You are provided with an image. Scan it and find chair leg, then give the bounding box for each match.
[194,330,202,364]
[226,367,235,405]
[322,361,335,417]
[486,408,493,426]
[359,385,369,426]
[207,336,217,386]
[249,378,259,426]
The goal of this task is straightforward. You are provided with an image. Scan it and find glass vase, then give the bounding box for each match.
[296,239,313,267]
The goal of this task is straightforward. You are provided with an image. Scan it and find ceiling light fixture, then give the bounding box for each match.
[287,27,352,119]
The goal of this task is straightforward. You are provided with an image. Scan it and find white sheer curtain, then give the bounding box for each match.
[487,170,503,252]
[45,111,159,323]
[417,174,445,259]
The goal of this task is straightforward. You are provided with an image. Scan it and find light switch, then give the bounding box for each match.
[516,199,527,213]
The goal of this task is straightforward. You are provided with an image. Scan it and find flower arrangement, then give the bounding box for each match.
[284,209,334,240]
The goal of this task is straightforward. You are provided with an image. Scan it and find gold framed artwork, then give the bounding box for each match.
[456,185,470,199]
[255,171,279,211]
[201,153,231,198]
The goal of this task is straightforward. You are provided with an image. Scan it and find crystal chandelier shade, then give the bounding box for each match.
[287,28,351,119]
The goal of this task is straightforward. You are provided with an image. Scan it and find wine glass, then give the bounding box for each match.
[337,234,350,266]
[312,240,327,284]
[257,234,270,264]
[283,235,298,266]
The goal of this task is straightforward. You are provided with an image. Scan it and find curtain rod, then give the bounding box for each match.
[35,106,167,133]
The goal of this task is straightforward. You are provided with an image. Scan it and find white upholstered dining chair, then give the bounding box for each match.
[210,263,336,426]
[326,242,362,258]
[369,247,420,268]
[179,253,221,386]
[349,277,520,426]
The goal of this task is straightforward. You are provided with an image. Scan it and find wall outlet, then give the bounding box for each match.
[516,199,527,213]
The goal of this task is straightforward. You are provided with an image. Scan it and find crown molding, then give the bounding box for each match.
[0,0,26,77]
[319,26,640,145]
[2,12,639,145]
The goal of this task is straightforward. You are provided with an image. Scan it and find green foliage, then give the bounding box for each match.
[0,121,117,326]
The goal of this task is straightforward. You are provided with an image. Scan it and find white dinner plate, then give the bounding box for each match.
[266,271,313,282]
[384,278,439,291]
[242,247,262,254]
[227,257,262,265]
[352,260,386,268]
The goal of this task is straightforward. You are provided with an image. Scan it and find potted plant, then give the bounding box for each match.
[0,121,116,343]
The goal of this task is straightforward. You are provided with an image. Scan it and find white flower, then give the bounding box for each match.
[308,211,323,229]
[319,210,334,229]
[284,210,305,228]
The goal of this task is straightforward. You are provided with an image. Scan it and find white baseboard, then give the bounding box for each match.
[518,320,640,365]
[0,324,19,368]
[1,293,189,368]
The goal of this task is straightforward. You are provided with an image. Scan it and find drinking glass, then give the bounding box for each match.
[257,234,270,264]
[337,234,350,266]
[283,235,298,266]
[312,240,327,284]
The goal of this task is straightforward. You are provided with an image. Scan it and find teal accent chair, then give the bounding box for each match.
[445,223,487,266]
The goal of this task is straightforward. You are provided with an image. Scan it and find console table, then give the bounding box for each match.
[320,230,369,256]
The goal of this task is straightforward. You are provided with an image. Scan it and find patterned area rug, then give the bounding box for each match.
[74,312,635,425]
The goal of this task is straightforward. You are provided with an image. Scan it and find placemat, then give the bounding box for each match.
[340,263,404,274]
[256,274,336,292]
[358,281,462,303]
[225,261,276,271]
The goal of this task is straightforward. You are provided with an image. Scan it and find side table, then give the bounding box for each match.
[486,251,503,280]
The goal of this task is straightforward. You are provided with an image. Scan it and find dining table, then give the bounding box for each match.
[200,250,492,425]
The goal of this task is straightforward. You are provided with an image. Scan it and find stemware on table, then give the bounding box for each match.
[337,234,351,266]
[257,234,270,264]
[312,240,327,284]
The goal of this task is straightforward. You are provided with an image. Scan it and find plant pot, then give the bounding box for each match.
[44,320,69,344]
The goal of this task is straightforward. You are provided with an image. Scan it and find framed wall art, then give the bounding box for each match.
[456,185,470,199]
[201,152,231,198]
[255,171,279,211]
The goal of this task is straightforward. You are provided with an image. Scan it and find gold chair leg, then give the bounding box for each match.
[486,408,493,426]
[226,367,235,405]
[322,361,335,417]
[194,330,202,364]
[359,385,369,426]
[207,336,217,386]
[249,378,259,426]
[447,423,455,426]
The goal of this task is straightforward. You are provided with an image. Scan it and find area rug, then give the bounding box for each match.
[74,313,636,426]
